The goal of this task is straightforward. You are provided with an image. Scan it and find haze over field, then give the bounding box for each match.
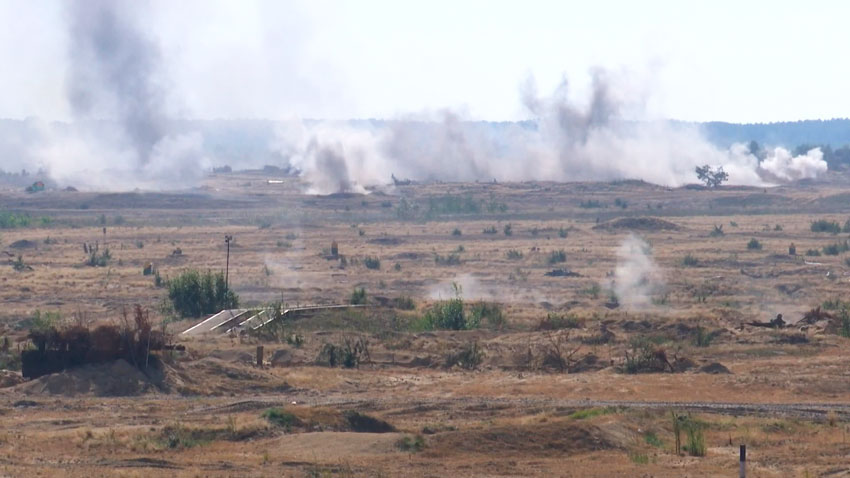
[1,1,848,191]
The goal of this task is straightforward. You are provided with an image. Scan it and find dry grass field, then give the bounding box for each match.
[3,171,850,477]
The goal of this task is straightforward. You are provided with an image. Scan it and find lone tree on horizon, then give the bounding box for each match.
[695,165,729,188]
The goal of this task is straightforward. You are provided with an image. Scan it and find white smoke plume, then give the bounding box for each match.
[270,69,828,194]
[758,146,827,182]
[608,234,663,310]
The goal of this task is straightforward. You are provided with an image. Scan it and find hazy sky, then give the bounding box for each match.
[2,0,848,123]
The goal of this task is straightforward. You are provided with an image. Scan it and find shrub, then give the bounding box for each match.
[262,408,300,431]
[482,226,497,234]
[503,223,513,236]
[421,284,477,330]
[444,341,484,370]
[470,302,505,329]
[692,326,716,347]
[547,249,567,264]
[709,224,724,237]
[823,240,850,256]
[746,238,762,250]
[364,256,381,270]
[423,297,468,330]
[0,211,32,228]
[434,253,461,266]
[451,228,462,236]
[558,227,568,238]
[682,254,699,267]
[167,269,239,318]
[806,249,821,257]
[684,421,706,457]
[506,249,523,260]
[350,287,367,305]
[318,336,370,368]
[614,198,628,209]
[427,195,480,216]
[811,219,841,234]
[393,296,415,310]
[397,434,426,452]
[85,248,111,267]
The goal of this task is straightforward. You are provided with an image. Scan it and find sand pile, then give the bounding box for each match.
[15,359,163,397]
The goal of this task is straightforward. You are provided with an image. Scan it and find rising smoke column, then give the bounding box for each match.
[66,0,164,164]
[30,0,209,190]
[608,234,664,309]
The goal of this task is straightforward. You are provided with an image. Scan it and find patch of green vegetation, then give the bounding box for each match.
[503,223,513,236]
[397,434,426,452]
[451,228,462,236]
[505,249,523,260]
[364,256,381,270]
[692,326,717,347]
[482,225,497,234]
[547,249,567,264]
[682,254,699,267]
[644,431,663,448]
[167,269,239,318]
[434,253,461,266]
[470,302,505,329]
[350,287,367,305]
[261,408,300,431]
[0,211,32,229]
[822,240,850,256]
[747,238,762,250]
[811,219,841,234]
[427,195,480,216]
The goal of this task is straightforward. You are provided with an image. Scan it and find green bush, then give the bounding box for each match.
[547,249,567,264]
[503,223,513,236]
[434,253,461,266]
[682,254,699,267]
[167,269,239,318]
[0,211,32,229]
[350,287,367,305]
[470,302,505,329]
[709,224,724,237]
[397,434,426,452]
[451,228,462,236]
[421,284,478,330]
[364,256,381,270]
[444,341,484,370]
[482,226,497,234]
[505,249,523,260]
[823,240,850,256]
[692,326,716,347]
[747,238,762,250]
[811,219,841,234]
[262,408,300,431]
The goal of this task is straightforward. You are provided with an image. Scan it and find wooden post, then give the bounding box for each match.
[256,345,264,368]
[739,444,746,478]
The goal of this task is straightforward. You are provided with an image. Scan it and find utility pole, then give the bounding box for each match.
[224,235,233,293]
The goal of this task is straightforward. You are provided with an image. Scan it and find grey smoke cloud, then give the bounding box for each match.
[66,0,165,164]
[607,234,664,310]
[273,68,827,194]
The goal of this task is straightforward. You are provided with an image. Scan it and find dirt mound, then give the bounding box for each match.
[9,239,37,249]
[593,216,679,232]
[434,421,626,457]
[14,359,163,397]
